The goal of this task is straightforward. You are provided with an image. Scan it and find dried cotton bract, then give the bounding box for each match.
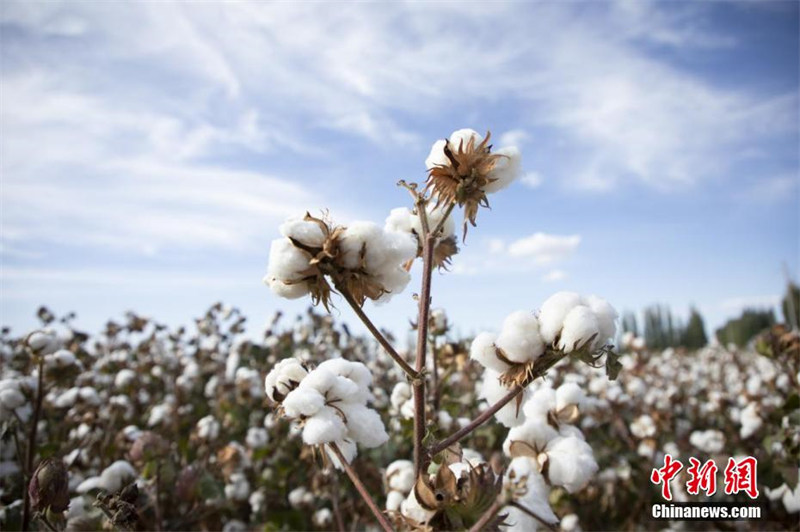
[264,213,417,309]
[264,357,388,469]
[425,129,521,237]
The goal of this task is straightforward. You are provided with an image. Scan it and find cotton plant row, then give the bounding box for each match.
[262,129,623,531]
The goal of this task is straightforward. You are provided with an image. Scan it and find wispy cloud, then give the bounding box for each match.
[542,269,567,283]
[507,233,581,264]
[520,172,544,189]
[719,295,780,313]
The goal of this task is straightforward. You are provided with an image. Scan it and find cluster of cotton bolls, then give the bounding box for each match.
[264,214,417,304]
[264,357,388,469]
[470,292,617,428]
[503,381,598,494]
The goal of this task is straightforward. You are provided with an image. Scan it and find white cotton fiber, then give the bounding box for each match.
[483,146,521,193]
[558,306,600,352]
[301,408,347,445]
[470,332,509,373]
[282,388,325,418]
[280,216,327,247]
[479,370,527,427]
[545,435,598,493]
[586,295,618,348]
[555,382,585,411]
[496,311,545,364]
[538,291,584,344]
[386,460,415,493]
[503,457,558,529]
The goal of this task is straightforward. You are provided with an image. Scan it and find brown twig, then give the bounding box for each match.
[21,355,45,532]
[338,287,417,379]
[430,384,525,456]
[509,501,558,531]
[413,234,436,475]
[468,498,504,532]
[327,442,393,532]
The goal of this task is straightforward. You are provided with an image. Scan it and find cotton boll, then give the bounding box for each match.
[266,238,312,282]
[480,370,527,427]
[391,382,412,411]
[115,369,136,389]
[449,128,483,150]
[338,222,385,270]
[386,460,415,493]
[739,403,762,439]
[197,416,220,441]
[522,385,556,421]
[325,439,357,471]
[503,457,558,529]
[385,207,416,235]
[782,483,800,513]
[340,403,388,448]
[280,216,327,247]
[630,415,656,439]
[496,311,545,364]
[282,388,325,418]
[225,472,251,501]
[386,490,405,512]
[425,139,449,170]
[288,487,312,509]
[538,292,584,344]
[558,306,600,353]
[556,382,585,412]
[470,332,509,372]
[246,428,269,449]
[265,278,309,299]
[76,461,137,494]
[484,146,521,193]
[544,435,598,493]
[400,489,436,526]
[689,430,725,454]
[264,358,308,402]
[374,267,412,304]
[585,295,618,348]
[504,420,559,456]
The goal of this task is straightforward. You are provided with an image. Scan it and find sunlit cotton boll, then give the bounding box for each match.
[503,457,558,530]
[630,415,657,439]
[689,429,725,454]
[264,358,308,403]
[538,291,584,344]
[479,370,529,427]
[246,427,269,449]
[739,403,762,439]
[224,472,251,501]
[558,306,600,353]
[264,238,314,299]
[76,461,137,494]
[543,434,599,493]
[313,508,333,527]
[386,460,415,493]
[483,146,522,193]
[197,415,220,441]
[470,332,510,373]
[496,311,545,364]
[400,489,436,526]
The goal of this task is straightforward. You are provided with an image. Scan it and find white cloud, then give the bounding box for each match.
[508,233,581,264]
[499,129,530,148]
[520,172,544,189]
[542,269,567,282]
[719,295,780,313]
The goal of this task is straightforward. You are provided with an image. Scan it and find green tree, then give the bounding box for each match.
[716,309,775,347]
[682,307,708,349]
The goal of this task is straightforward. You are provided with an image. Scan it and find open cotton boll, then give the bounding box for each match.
[282,387,325,418]
[374,267,413,304]
[338,222,386,270]
[556,382,584,411]
[449,128,483,150]
[225,472,251,501]
[265,239,312,282]
[301,408,347,445]
[496,311,545,364]
[503,457,558,529]
[115,369,136,389]
[264,358,308,402]
[522,385,556,421]
[504,419,559,456]
[544,435,598,493]
[317,359,374,403]
[325,438,357,471]
[401,489,437,526]
[585,295,618,348]
[629,415,656,439]
[266,278,309,299]
[45,349,79,369]
[470,332,510,373]
[425,139,449,170]
[483,146,521,193]
[688,429,725,454]
[538,292,585,344]
[386,490,405,512]
[480,370,528,427]
[386,460,415,493]
[385,207,416,235]
[77,461,137,494]
[739,403,762,439]
[558,306,600,353]
[280,216,327,248]
[339,403,389,448]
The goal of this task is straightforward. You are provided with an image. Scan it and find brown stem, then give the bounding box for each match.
[338,287,417,378]
[21,356,45,532]
[413,234,436,475]
[331,475,346,532]
[430,385,524,456]
[327,442,393,532]
[509,501,558,530]
[468,498,504,532]
[430,335,440,412]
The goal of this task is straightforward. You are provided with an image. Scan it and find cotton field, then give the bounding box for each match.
[1,127,798,532]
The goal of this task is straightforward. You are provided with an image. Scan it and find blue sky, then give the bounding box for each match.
[1,1,798,342]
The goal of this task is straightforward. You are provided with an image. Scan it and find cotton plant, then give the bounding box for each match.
[261,129,622,531]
